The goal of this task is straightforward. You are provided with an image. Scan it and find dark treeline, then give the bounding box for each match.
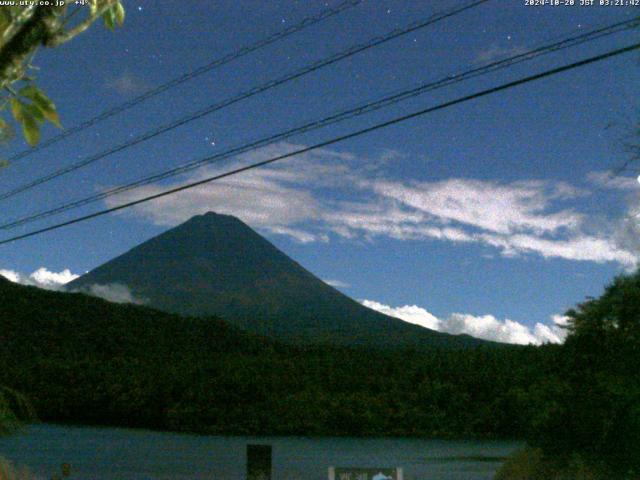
[0,275,551,439]
[0,272,638,477]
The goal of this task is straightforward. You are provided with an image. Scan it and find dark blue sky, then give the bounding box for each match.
[1,0,639,343]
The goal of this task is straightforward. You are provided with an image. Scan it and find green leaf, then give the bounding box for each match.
[18,85,40,99]
[103,7,116,31]
[0,117,14,144]
[10,98,24,122]
[19,85,61,128]
[43,109,62,129]
[21,115,40,146]
[114,2,125,26]
[25,104,45,124]
[0,9,11,30]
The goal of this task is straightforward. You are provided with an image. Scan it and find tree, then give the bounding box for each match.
[527,270,640,478]
[0,1,125,149]
[564,269,640,370]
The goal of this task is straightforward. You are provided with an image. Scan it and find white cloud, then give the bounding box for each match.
[478,232,637,267]
[0,267,146,305]
[326,177,636,268]
[362,300,440,330]
[0,269,20,283]
[76,283,146,305]
[362,299,568,345]
[105,142,639,269]
[587,170,639,191]
[269,226,324,244]
[365,178,584,236]
[105,144,342,236]
[550,314,570,327]
[30,267,79,287]
[0,267,79,290]
[324,279,350,289]
[444,313,540,345]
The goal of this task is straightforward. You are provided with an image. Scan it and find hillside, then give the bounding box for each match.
[0,275,542,438]
[68,212,491,349]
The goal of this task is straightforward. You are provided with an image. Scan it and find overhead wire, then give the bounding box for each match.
[0,0,489,202]
[1,41,638,246]
[2,0,364,165]
[0,15,636,231]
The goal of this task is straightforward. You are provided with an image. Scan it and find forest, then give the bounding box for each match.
[0,270,638,478]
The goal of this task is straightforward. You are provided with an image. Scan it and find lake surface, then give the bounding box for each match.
[0,424,521,479]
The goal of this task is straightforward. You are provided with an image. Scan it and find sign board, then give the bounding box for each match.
[247,444,272,480]
[328,467,403,480]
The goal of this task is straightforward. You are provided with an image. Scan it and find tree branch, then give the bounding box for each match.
[0,7,60,90]
[0,6,38,50]
[46,1,118,47]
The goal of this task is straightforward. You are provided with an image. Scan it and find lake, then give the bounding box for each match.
[0,424,521,479]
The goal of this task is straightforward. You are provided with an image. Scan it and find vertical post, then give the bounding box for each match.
[328,467,335,480]
[396,467,403,480]
[247,444,272,480]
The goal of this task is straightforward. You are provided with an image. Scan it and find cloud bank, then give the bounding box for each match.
[77,283,146,305]
[105,142,639,269]
[362,299,568,345]
[0,267,79,289]
[0,267,143,305]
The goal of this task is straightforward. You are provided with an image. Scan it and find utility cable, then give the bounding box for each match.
[1,41,637,245]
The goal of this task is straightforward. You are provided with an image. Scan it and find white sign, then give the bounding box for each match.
[328,467,403,480]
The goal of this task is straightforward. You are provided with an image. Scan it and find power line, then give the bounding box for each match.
[1,41,637,246]
[3,0,363,165]
[0,15,635,231]
[0,0,489,202]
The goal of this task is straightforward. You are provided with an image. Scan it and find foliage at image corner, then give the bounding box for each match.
[495,269,640,480]
[0,0,125,153]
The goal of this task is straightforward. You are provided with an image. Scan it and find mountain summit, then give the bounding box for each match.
[68,212,490,348]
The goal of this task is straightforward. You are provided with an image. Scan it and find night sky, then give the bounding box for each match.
[1,0,639,344]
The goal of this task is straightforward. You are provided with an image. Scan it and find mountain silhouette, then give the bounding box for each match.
[68,212,493,348]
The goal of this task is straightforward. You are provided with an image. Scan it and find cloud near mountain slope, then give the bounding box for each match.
[0,267,78,289]
[0,267,142,304]
[0,265,565,345]
[362,299,568,345]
